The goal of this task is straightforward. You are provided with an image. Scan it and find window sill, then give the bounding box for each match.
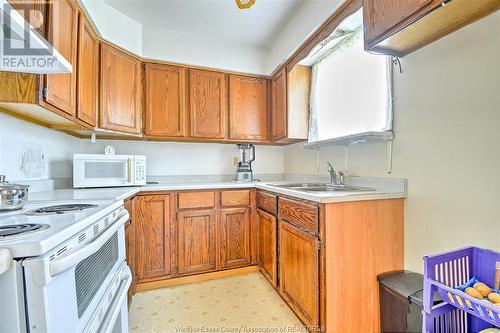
[304,130,393,148]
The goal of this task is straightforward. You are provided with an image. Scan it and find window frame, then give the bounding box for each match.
[305,29,394,148]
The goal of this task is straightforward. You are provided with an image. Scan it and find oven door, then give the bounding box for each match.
[73,155,134,188]
[84,262,131,333]
[22,215,127,333]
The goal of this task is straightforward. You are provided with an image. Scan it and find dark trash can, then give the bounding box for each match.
[378,270,427,333]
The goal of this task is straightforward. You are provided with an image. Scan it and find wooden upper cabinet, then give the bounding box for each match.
[271,65,310,144]
[43,0,79,116]
[257,208,277,288]
[76,16,98,128]
[144,63,187,138]
[271,68,287,142]
[134,195,172,281]
[228,75,268,142]
[100,43,143,134]
[363,0,500,56]
[8,0,46,36]
[177,209,217,275]
[188,69,227,139]
[219,208,251,269]
[279,221,319,328]
[363,0,434,44]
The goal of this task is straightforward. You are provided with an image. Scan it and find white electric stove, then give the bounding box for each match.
[0,199,131,333]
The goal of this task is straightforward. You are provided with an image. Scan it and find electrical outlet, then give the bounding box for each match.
[232,157,239,167]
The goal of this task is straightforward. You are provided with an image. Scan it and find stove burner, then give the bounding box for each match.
[0,223,49,237]
[27,204,98,216]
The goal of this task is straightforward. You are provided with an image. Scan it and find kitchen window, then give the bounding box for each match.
[305,21,393,146]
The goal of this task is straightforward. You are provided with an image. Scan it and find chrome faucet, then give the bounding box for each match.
[327,162,337,185]
[327,162,345,186]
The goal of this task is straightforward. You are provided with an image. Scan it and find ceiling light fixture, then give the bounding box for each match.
[235,0,255,9]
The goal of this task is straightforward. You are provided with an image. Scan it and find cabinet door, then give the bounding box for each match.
[220,208,251,269]
[124,199,135,303]
[177,210,216,274]
[145,64,187,137]
[363,0,434,45]
[8,0,46,36]
[76,17,98,127]
[188,69,227,139]
[257,208,277,287]
[271,68,287,141]
[125,219,135,302]
[228,75,268,142]
[279,221,319,328]
[100,43,143,134]
[43,0,78,116]
[134,195,172,281]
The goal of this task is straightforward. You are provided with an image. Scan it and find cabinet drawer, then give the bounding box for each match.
[221,190,250,207]
[178,191,215,209]
[278,197,318,234]
[257,191,277,215]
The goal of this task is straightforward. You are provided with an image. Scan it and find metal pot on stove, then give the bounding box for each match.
[0,175,29,211]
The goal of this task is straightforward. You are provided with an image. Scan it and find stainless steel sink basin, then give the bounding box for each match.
[271,183,326,188]
[270,183,375,193]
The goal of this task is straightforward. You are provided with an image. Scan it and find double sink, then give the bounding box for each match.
[269,183,375,193]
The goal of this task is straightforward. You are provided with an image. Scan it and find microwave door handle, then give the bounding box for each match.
[49,213,129,277]
[127,158,132,183]
[98,266,132,333]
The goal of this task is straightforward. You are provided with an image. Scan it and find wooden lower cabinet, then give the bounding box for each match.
[176,210,217,275]
[134,195,172,281]
[219,208,251,269]
[257,208,277,287]
[278,221,320,329]
[124,200,136,305]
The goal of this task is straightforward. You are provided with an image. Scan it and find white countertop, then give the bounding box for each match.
[28,177,407,204]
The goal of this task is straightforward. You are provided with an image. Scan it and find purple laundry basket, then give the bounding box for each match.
[423,247,500,333]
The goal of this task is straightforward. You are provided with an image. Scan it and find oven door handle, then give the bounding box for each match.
[49,212,129,277]
[98,265,132,333]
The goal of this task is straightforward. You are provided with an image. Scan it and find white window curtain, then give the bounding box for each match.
[306,29,393,146]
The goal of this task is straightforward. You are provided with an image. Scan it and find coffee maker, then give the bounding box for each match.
[234,144,255,182]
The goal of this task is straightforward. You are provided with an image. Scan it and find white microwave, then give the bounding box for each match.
[73,154,146,188]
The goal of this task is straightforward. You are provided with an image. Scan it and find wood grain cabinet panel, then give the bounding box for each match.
[134,195,172,281]
[221,190,250,207]
[271,68,287,142]
[43,0,79,116]
[100,43,143,134]
[8,0,46,36]
[363,0,434,44]
[257,208,277,288]
[145,63,187,137]
[178,191,215,210]
[219,208,251,269]
[278,221,319,328]
[278,197,318,235]
[76,16,98,127]
[125,216,136,304]
[362,0,500,57]
[228,75,268,142]
[177,210,216,274]
[188,69,227,139]
[257,191,277,215]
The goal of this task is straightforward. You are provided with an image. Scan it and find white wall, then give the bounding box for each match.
[284,12,500,273]
[80,0,143,56]
[142,26,268,75]
[0,113,79,181]
[77,140,284,176]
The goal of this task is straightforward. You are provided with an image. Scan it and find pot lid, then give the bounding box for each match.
[0,175,30,190]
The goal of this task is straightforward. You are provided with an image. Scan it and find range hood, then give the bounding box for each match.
[0,0,72,74]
